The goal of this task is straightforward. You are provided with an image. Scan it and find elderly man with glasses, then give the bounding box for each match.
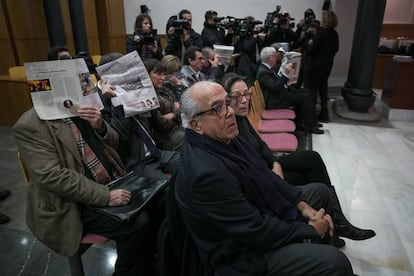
[175,81,354,276]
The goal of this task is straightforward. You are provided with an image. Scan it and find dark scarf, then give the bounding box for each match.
[185,129,301,221]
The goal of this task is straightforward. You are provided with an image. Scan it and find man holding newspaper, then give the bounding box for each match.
[256,46,324,134]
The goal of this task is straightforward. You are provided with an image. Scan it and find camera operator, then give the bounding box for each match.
[296,9,320,38]
[201,10,225,48]
[126,14,163,61]
[263,11,299,51]
[295,22,319,88]
[234,18,264,86]
[165,9,203,64]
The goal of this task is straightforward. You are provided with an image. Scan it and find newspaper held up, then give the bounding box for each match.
[25,58,103,120]
[278,51,302,86]
[213,44,234,72]
[95,51,159,118]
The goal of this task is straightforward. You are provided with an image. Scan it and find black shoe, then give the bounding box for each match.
[316,122,323,128]
[317,113,330,123]
[307,127,324,134]
[0,213,10,224]
[335,221,376,240]
[331,235,346,248]
[0,189,10,201]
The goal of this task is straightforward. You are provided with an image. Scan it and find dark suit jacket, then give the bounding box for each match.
[175,129,318,275]
[256,63,291,109]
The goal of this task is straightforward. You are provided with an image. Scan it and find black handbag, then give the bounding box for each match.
[90,171,168,223]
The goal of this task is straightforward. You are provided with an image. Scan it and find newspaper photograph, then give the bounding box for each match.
[278,51,302,86]
[213,44,234,72]
[95,51,158,118]
[25,58,103,120]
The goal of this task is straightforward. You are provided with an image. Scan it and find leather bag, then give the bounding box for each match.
[90,171,168,223]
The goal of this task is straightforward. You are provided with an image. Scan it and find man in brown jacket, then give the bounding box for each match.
[13,105,152,275]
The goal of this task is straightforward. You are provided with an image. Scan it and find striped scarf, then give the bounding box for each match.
[64,118,125,184]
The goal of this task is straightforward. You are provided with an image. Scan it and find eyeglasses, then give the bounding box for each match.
[229,91,252,105]
[193,100,231,118]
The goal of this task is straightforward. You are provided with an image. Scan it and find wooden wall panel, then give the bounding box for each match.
[381,24,414,39]
[83,0,100,55]
[95,0,126,54]
[6,0,49,63]
[0,1,16,74]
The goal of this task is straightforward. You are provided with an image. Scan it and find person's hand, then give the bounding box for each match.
[297,201,317,220]
[272,162,284,179]
[308,208,330,238]
[182,29,190,41]
[210,53,222,67]
[308,39,313,46]
[77,105,103,129]
[163,112,176,120]
[283,63,293,75]
[151,41,158,53]
[107,189,131,206]
[101,80,117,97]
[133,35,141,42]
[323,213,334,237]
[168,75,180,85]
[173,102,180,111]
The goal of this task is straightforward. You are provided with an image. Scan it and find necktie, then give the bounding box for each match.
[132,117,161,158]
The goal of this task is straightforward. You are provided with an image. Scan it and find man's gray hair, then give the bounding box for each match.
[180,86,202,128]
[180,81,222,128]
[260,46,276,63]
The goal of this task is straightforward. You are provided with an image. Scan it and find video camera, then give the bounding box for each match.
[167,15,191,36]
[264,5,295,32]
[134,29,158,45]
[216,16,263,38]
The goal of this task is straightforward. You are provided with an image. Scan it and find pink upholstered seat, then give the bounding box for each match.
[261,109,296,120]
[257,119,296,133]
[81,233,110,244]
[260,133,298,152]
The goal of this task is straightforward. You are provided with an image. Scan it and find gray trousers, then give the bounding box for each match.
[264,182,353,276]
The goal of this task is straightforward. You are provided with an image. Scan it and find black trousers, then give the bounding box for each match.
[304,68,331,110]
[287,89,318,129]
[264,183,353,276]
[276,150,332,187]
[81,207,152,276]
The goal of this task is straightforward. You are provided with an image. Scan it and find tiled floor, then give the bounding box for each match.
[1,93,414,275]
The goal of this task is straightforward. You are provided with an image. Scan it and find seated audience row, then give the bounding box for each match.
[12,42,373,275]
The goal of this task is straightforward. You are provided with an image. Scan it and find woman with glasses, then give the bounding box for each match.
[222,73,376,247]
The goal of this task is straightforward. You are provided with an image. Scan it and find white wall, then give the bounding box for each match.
[123,0,412,86]
[123,0,328,34]
[384,0,414,23]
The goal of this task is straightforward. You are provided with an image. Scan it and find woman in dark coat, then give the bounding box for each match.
[304,11,339,122]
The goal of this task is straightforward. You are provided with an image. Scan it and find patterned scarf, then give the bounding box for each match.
[64,118,125,184]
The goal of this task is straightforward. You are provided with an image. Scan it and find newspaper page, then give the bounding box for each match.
[213,44,234,72]
[278,51,302,86]
[95,51,159,118]
[25,58,103,120]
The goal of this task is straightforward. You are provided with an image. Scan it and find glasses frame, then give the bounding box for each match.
[229,90,252,105]
[193,100,231,118]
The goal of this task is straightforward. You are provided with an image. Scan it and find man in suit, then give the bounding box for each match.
[180,46,207,86]
[175,81,353,275]
[256,46,324,134]
[13,106,153,275]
